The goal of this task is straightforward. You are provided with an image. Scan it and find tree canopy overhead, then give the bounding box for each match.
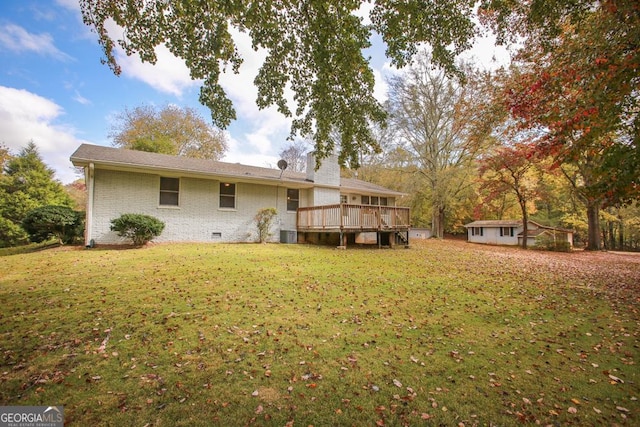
[80,0,637,173]
[80,0,477,168]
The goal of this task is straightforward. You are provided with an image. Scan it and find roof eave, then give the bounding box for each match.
[71,156,314,188]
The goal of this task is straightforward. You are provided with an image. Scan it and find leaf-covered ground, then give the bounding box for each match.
[0,240,637,426]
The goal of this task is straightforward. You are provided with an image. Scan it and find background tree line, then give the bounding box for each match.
[342,42,638,250]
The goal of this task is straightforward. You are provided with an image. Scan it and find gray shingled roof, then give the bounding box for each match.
[465,219,573,233]
[70,144,405,197]
[464,220,523,227]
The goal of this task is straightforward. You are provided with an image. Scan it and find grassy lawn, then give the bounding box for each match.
[1,240,638,426]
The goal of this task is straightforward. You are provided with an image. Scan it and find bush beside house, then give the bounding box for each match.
[110,213,165,246]
[22,205,84,244]
[255,207,277,243]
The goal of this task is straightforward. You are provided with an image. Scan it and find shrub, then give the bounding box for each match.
[534,235,572,252]
[22,205,84,244]
[255,207,277,243]
[110,213,165,246]
[0,217,28,248]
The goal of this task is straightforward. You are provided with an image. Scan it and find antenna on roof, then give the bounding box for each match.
[277,159,288,179]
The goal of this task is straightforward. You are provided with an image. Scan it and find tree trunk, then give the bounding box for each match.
[618,212,624,250]
[516,192,528,249]
[608,218,616,250]
[586,201,602,250]
[521,209,528,249]
[431,204,445,239]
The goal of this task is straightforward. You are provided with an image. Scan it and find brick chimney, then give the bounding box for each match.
[306,152,340,205]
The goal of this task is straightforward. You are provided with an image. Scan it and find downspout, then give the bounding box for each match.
[85,163,95,247]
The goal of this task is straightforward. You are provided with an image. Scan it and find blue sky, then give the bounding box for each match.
[0,0,509,184]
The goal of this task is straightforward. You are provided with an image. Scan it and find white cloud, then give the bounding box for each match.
[372,68,389,103]
[115,44,199,97]
[354,2,374,25]
[217,28,293,161]
[73,90,91,105]
[0,86,88,183]
[462,33,512,70]
[101,18,199,97]
[0,24,72,61]
[55,0,81,11]
[222,134,279,169]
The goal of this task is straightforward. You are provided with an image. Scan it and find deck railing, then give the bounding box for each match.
[297,204,410,231]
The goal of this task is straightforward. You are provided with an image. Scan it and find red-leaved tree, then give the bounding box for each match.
[496,2,639,249]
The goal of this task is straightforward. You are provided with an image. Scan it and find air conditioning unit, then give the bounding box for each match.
[280,230,297,243]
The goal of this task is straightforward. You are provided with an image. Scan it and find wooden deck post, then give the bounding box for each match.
[338,230,346,249]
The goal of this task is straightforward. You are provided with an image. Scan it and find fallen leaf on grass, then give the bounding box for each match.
[608,374,624,383]
[567,407,577,414]
[392,379,402,388]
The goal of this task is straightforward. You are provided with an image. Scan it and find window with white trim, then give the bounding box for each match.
[159,177,179,206]
[287,188,299,211]
[360,196,388,206]
[471,227,483,236]
[500,227,514,237]
[219,182,236,209]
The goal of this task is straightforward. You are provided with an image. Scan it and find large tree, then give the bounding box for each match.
[386,54,487,238]
[480,143,543,249]
[109,105,228,160]
[0,141,73,223]
[0,142,73,246]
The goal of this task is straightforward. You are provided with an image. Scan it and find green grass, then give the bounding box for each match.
[0,240,61,256]
[1,241,638,426]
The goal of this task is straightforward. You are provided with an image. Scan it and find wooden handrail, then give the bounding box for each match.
[297,204,410,230]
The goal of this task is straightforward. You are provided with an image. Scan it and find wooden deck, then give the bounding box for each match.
[297,204,410,232]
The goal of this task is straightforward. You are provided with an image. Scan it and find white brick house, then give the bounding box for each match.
[71,144,409,246]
